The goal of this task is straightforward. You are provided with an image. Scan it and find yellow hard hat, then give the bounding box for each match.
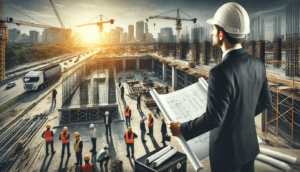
[165,83,168,86]
[84,155,90,160]
[63,126,68,131]
[122,85,124,87]
[148,112,152,116]
[126,105,129,108]
[138,93,140,96]
[46,124,50,128]
[53,87,56,90]
[127,127,132,132]
[74,132,80,137]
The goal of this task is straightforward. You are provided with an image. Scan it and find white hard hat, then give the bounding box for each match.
[105,111,109,115]
[104,144,109,148]
[143,116,147,120]
[90,124,94,128]
[161,117,164,121]
[206,2,250,38]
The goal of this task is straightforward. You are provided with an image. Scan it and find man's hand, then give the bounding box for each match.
[89,133,92,135]
[109,155,112,158]
[167,121,182,137]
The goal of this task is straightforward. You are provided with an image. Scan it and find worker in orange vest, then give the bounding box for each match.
[59,126,71,158]
[125,105,131,127]
[146,113,154,137]
[41,124,56,156]
[80,155,96,172]
[124,127,138,159]
[156,83,160,93]
[74,132,83,166]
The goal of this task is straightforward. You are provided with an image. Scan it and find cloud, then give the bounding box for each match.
[23,9,53,18]
[250,6,287,16]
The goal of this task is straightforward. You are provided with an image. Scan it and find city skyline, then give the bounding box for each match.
[2,0,294,41]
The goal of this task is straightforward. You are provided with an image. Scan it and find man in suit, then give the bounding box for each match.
[104,111,112,135]
[140,116,147,143]
[161,117,167,147]
[167,2,272,172]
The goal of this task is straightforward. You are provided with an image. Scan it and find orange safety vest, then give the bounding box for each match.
[61,132,70,144]
[126,131,134,144]
[148,116,153,127]
[125,109,130,117]
[44,130,53,142]
[82,163,93,172]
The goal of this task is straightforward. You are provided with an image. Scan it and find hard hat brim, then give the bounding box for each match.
[206,18,214,25]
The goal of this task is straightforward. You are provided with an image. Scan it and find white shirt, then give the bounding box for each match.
[97,148,108,161]
[106,116,108,125]
[222,45,243,60]
[91,128,97,138]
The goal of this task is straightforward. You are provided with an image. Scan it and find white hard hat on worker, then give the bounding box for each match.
[206,2,250,38]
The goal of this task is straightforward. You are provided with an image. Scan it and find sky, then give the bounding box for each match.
[2,0,297,41]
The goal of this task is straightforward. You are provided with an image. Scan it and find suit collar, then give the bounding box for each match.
[222,48,246,61]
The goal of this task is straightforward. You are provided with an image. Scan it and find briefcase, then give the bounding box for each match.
[164,134,171,142]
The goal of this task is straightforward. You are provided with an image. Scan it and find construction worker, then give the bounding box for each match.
[42,124,56,156]
[165,83,169,93]
[81,155,96,172]
[59,126,71,158]
[97,144,112,168]
[137,93,141,111]
[52,87,57,106]
[89,124,97,153]
[121,85,124,100]
[156,83,159,93]
[161,117,167,147]
[118,82,121,88]
[147,113,154,137]
[74,132,83,166]
[124,127,138,158]
[104,111,112,135]
[156,106,160,116]
[140,116,147,143]
[125,105,131,127]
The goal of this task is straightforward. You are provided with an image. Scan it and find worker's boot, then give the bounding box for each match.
[74,162,79,166]
[68,153,71,157]
[52,151,56,155]
[131,155,134,159]
[126,153,130,157]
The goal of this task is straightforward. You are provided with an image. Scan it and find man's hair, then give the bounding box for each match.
[214,25,244,45]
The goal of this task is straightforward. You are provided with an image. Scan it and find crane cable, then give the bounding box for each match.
[156,9,177,17]
[4,3,47,25]
[179,9,193,19]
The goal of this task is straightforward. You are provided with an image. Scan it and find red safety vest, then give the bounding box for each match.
[125,109,130,117]
[61,132,70,144]
[44,130,53,142]
[82,163,93,172]
[148,116,153,127]
[126,131,134,144]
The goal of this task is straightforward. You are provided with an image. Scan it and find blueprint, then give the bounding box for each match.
[150,77,209,172]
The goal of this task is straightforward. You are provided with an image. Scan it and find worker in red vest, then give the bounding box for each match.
[147,113,154,137]
[125,105,131,127]
[74,132,83,166]
[80,155,96,172]
[59,126,71,158]
[41,124,56,156]
[124,127,138,159]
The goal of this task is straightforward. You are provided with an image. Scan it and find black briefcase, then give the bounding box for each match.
[164,134,171,142]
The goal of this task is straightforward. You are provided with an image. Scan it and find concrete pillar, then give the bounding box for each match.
[136,58,140,71]
[249,41,256,56]
[273,38,281,68]
[163,63,167,82]
[184,72,188,87]
[172,66,177,90]
[256,40,265,64]
[123,59,126,71]
[151,58,154,71]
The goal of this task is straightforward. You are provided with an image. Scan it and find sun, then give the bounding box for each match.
[77,26,100,44]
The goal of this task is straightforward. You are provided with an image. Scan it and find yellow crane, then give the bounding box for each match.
[0,2,68,82]
[76,15,114,42]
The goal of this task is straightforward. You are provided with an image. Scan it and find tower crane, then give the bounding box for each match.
[149,9,196,43]
[0,2,67,82]
[76,15,114,42]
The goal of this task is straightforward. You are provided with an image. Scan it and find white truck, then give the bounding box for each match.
[23,64,61,91]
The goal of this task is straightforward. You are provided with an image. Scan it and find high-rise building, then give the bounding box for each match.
[8,28,19,42]
[159,27,173,43]
[30,30,39,43]
[128,25,134,42]
[197,27,205,42]
[136,20,144,42]
[121,32,128,43]
[42,28,57,43]
[145,23,149,42]
[148,33,153,43]
[191,28,199,43]
[21,33,30,43]
[281,35,284,41]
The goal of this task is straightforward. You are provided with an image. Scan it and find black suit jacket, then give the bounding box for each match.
[161,122,167,134]
[180,48,272,169]
[104,116,112,125]
[140,120,146,131]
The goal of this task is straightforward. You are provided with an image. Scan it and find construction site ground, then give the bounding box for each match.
[6,69,300,172]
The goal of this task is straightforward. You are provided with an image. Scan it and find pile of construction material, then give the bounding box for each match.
[0,114,48,172]
[125,72,134,78]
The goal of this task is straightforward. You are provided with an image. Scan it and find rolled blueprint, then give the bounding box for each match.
[146,146,171,164]
[153,148,178,168]
[259,147,298,165]
[256,154,298,172]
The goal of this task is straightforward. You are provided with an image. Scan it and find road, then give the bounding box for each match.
[0,49,99,105]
